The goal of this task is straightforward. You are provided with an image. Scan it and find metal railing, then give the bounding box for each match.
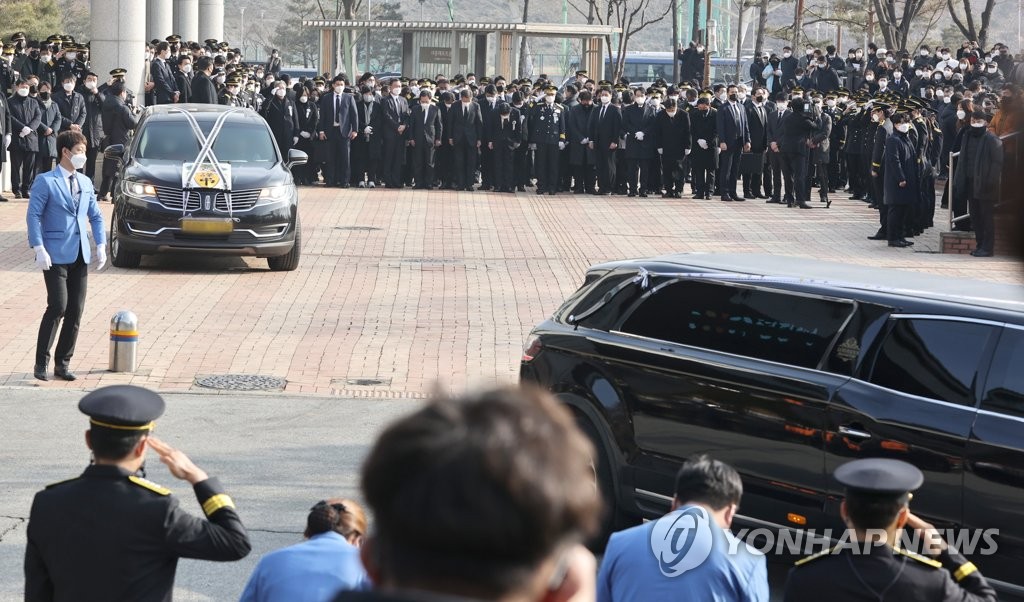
[947,130,1020,231]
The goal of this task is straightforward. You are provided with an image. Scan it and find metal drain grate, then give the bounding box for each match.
[400,258,462,264]
[334,377,393,387]
[335,226,382,231]
[194,374,287,391]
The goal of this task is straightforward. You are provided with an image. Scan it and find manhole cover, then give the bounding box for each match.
[335,377,393,387]
[335,226,382,231]
[194,374,287,391]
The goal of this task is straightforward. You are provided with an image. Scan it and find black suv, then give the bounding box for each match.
[520,253,1024,595]
[105,105,307,271]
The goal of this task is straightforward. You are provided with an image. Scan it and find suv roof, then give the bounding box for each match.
[142,104,266,124]
[588,253,1024,314]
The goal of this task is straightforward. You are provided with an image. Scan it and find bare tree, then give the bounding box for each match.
[519,0,532,80]
[871,0,929,51]
[754,0,770,55]
[946,0,997,47]
[568,0,672,81]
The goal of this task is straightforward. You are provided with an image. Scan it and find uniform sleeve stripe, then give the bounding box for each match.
[954,562,978,582]
[201,494,235,516]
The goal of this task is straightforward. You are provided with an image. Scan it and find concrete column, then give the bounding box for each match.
[174,0,199,42]
[198,0,224,43]
[92,0,147,98]
[147,0,174,42]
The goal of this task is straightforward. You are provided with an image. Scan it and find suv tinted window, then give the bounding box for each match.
[981,328,1024,418]
[868,319,995,406]
[617,281,853,369]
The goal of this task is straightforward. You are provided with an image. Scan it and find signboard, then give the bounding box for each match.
[182,162,232,190]
[419,46,469,64]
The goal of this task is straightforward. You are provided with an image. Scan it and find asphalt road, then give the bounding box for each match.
[0,388,418,601]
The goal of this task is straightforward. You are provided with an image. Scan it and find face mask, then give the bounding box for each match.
[728,93,738,102]
[183,65,192,74]
[696,46,704,53]
[783,51,792,58]
[216,75,226,84]
[316,86,325,92]
[17,88,29,97]
[299,95,308,103]
[63,82,74,92]
[778,101,788,110]
[754,96,764,103]
[334,86,344,94]
[871,113,881,122]
[67,52,77,60]
[274,88,286,97]
[826,99,836,107]
[866,75,874,82]
[920,50,929,56]
[391,89,401,97]
[896,123,910,133]
[960,63,969,70]
[362,93,374,102]
[69,152,87,169]
[688,100,697,106]
[669,95,679,101]
[40,55,51,62]
[39,91,50,100]
[85,81,97,89]
[957,110,967,119]
[635,96,645,105]
[971,121,986,128]
[893,72,901,79]
[988,67,998,73]
[737,93,747,101]
[838,96,848,103]
[943,96,951,103]
[818,62,826,68]
[545,94,555,103]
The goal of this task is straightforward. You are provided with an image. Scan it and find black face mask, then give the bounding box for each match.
[728,93,738,102]
[39,91,50,100]
[754,96,764,103]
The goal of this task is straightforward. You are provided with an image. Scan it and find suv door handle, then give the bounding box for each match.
[838,425,872,440]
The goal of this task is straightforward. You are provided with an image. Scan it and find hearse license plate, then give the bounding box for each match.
[180,218,233,234]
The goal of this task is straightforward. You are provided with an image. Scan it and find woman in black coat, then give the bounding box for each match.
[261,84,299,160]
[294,89,319,185]
[953,110,1003,256]
[883,113,920,247]
[654,98,691,197]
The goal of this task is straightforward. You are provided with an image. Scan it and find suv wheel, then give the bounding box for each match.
[267,218,301,271]
[576,416,639,551]
[110,220,142,269]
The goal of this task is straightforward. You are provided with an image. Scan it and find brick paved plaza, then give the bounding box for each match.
[1,187,1020,396]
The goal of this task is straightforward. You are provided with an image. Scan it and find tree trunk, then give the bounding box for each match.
[791,0,803,49]
[735,0,745,83]
[519,0,530,80]
[755,0,769,55]
[672,0,680,83]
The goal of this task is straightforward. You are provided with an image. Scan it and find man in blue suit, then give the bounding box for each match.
[317,74,358,187]
[26,130,105,381]
[716,84,752,201]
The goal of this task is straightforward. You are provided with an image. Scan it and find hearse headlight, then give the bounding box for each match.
[259,184,294,204]
[123,180,157,199]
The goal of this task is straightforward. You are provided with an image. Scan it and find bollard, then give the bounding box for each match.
[109,311,139,373]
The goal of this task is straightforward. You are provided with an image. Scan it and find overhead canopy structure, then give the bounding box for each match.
[301,20,621,81]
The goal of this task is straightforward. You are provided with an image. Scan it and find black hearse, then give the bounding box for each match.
[105,104,307,271]
[520,253,1024,595]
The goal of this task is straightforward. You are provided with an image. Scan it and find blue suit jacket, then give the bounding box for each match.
[27,166,105,264]
[716,101,751,150]
[317,92,359,140]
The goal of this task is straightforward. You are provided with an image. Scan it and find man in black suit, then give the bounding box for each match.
[446,89,482,191]
[436,92,456,189]
[379,78,409,189]
[588,87,621,195]
[53,74,86,133]
[477,84,501,190]
[353,84,383,187]
[173,56,193,104]
[654,98,690,198]
[742,91,769,199]
[689,96,718,199]
[149,42,178,105]
[9,79,42,198]
[190,57,218,105]
[409,90,442,189]
[489,103,522,193]
[99,81,138,200]
[715,84,752,201]
[765,94,791,204]
[317,75,358,187]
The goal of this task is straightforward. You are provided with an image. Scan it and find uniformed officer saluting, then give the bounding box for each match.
[24,385,251,601]
[783,459,996,602]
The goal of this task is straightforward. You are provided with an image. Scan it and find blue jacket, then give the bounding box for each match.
[239,531,369,602]
[26,166,105,264]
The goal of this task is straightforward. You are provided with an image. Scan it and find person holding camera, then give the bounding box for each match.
[775,93,818,208]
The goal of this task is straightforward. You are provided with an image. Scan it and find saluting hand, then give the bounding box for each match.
[147,436,209,485]
[905,512,947,556]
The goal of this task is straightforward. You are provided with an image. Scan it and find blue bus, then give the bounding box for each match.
[603,52,755,86]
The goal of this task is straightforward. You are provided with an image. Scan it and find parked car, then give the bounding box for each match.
[105,104,307,271]
[520,253,1024,596]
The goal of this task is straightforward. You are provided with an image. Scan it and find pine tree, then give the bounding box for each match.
[3,0,63,41]
[269,0,320,69]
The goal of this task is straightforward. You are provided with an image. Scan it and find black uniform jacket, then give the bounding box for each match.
[783,543,996,602]
[25,464,251,602]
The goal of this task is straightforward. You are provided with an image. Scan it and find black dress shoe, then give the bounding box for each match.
[54,367,77,381]
[721,195,734,202]
[703,194,711,200]
[733,196,746,201]
[971,249,993,257]
[627,192,636,197]
[766,198,782,204]
[516,185,526,192]
[888,240,912,248]
[0,195,8,202]
[639,192,648,198]
[867,231,887,240]
[796,202,812,209]
[33,366,48,381]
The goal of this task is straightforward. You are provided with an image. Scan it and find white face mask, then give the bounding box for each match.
[545,94,555,103]
[957,110,967,119]
[943,96,951,103]
[363,94,374,102]
[67,52,77,60]
[391,89,401,97]
[600,95,611,104]
[635,96,645,105]
[63,82,74,92]
[783,51,792,58]
[183,65,192,74]
[40,55,51,62]
[893,72,901,79]
[871,113,881,122]
[896,123,910,133]
[274,88,286,97]
[826,99,836,107]
[17,87,29,97]
[669,95,679,101]
[216,75,226,84]
[299,96,308,103]
[971,121,986,128]
[334,86,344,94]
[69,152,87,169]
[920,50,929,56]
[878,81,888,88]
[85,81,97,89]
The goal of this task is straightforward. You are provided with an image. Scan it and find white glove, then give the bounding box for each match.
[657,148,663,155]
[558,141,566,150]
[528,143,537,151]
[33,245,51,271]
[635,131,645,141]
[697,139,708,149]
[3,133,9,149]
[363,126,373,135]
[292,137,299,145]
[20,126,31,137]
[95,244,107,270]
[685,148,691,155]
[580,137,590,145]
[300,131,311,139]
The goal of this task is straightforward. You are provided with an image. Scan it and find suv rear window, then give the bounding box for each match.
[617,280,853,369]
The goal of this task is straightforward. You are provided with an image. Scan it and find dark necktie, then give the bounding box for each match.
[600,106,606,121]
[69,174,80,213]
[335,94,341,124]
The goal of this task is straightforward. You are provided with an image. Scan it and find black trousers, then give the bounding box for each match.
[661,158,684,193]
[781,151,809,203]
[767,150,785,200]
[717,142,742,197]
[886,204,908,242]
[514,147,531,187]
[479,146,493,187]
[828,146,843,188]
[11,148,37,195]
[594,147,616,193]
[323,136,351,186]
[380,137,405,187]
[36,250,88,369]
[412,142,435,188]
[742,170,764,196]
[494,146,515,190]
[350,139,377,185]
[453,141,478,189]
[969,192,995,253]
[85,142,99,180]
[37,154,55,176]
[846,154,863,196]
[100,149,119,198]
[625,158,649,194]
[572,162,596,193]
[535,143,560,192]
[437,144,454,187]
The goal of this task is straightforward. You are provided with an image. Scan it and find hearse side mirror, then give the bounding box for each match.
[286,148,308,169]
[103,144,125,162]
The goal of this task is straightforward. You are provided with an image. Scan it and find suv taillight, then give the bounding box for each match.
[522,336,543,362]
